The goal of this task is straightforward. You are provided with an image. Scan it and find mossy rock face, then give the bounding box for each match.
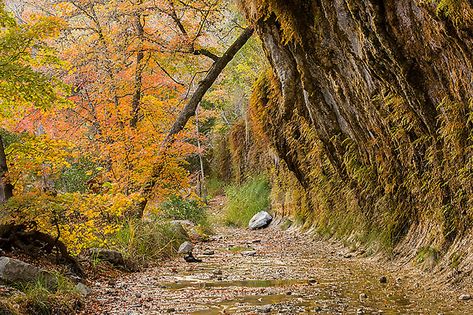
[239,0,473,259]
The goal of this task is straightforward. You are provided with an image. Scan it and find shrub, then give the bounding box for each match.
[223,176,270,227]
[1,192,142,254]
[158,195,209,227]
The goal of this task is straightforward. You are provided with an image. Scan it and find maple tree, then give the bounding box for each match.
[0,0,256,258]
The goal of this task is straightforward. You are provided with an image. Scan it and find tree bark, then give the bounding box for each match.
[0,135,13,203]
[130,11,145,128]
[164,26,254,145]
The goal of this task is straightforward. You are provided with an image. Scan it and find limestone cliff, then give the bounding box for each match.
[241,0,473,281]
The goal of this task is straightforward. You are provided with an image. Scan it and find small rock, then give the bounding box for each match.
[379,276,387,284]
[166,308,176,313]
[178,241,193,255]
[308,279,317,284]
[286,291,293,295]
[359,293,368,300]
[135,292,142,298]
[169,221,190,240]
[313,306,322,312]
[343,253,353,258]
[203,250,215,256]
[248,211,273,230]
[259,305,272,313]
[213,269,223,276]
[252,239,262,243]
[88,248,125,266]
[0,257,57,290]
[75,283,91,297]
[459,294,471,301]
[183,254,202,263]
[241,250,257,257]
[357,308,365,314]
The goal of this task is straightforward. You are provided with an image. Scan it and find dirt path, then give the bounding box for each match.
[82,201,472,314]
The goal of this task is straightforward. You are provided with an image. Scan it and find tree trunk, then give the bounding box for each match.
[164,26,254,144]
[130,11,145,128]
[0,135,13,203]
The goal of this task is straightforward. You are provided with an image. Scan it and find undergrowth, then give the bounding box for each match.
[158,195,209,227]
[5,274,81,315]
[223,176,270,227]
[111,218,188,265]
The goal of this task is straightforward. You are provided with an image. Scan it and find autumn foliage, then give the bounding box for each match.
[0,0,253,255]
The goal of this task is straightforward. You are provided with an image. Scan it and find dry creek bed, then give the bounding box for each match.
[81,224,472,315]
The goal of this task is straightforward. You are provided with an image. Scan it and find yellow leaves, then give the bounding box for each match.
[1,192,142,254]
[6,134,76,192]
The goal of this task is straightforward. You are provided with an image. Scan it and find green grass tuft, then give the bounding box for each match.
[111,219,189,265]
[10,274,80,315]
[223,176,270,227]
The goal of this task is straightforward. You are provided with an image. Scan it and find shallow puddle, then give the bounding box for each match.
[160,279,307,290]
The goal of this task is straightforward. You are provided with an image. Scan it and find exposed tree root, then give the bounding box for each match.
[0,224,84,278]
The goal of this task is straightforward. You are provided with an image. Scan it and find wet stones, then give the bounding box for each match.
[459,294,471,301]
[88,248,125,267]
[241,250,257,257]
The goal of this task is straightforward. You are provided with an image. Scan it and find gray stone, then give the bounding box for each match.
[75,282,91,297]
[169,222,190,240]
[171,220,203,241]
[0,257,57,290]
[459,294,471,301]
[88,248,125,266]
[248,211,273,230]
[241,250,257,257]
[203,250,215,256]
[259,305,272,313]
[178,242,193,255]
